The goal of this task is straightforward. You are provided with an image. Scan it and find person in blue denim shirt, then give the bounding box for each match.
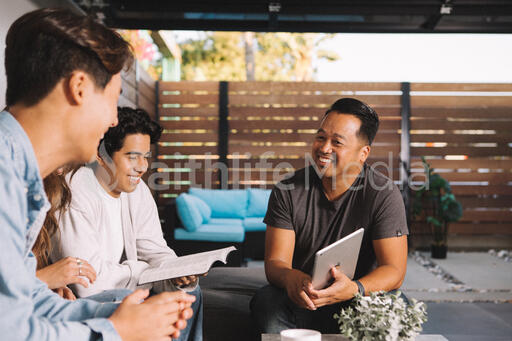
[0,7,195,341]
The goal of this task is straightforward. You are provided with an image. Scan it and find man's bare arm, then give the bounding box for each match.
[358,235,408,293]
[265,226,316,310]
[264,226,295,287]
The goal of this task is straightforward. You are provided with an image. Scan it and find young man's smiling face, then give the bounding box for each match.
[100,133,151,197]
[312,112,370,182]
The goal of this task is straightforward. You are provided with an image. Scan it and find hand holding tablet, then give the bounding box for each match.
[310,228,364,290]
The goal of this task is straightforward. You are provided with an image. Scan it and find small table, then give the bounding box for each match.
[262,334,448,341]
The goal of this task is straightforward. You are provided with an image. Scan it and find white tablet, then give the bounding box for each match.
[311,228,364,289]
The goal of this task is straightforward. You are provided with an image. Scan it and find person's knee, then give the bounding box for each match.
[250,285,291,332]
[251,285,285,314]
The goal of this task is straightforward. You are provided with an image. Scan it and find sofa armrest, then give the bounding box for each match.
[158,199,181,246]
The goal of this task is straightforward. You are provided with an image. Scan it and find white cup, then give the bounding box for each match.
[280,329,321,341]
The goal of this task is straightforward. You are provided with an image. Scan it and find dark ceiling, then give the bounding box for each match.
[71,0,512,33]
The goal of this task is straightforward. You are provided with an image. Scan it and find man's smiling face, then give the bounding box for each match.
[312,112,369,181]
[103,133,151,197]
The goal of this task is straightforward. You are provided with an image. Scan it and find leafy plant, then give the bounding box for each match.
[412,157,463,246]
[334,291,427,341]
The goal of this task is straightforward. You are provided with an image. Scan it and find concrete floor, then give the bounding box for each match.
[246,251,512,340]
[404,252,512,341]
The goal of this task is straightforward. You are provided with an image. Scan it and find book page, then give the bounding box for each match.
[138,246,236,285]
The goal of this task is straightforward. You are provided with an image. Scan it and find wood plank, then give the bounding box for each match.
[156,159,222,169]
[229,132,400,143]
[228,145,400,157]
[228,145,310,157]
[158,171,219,185]
[411,134,512,143]
[118,95,135,109]
[159,81,219,92]
[160,120,219,130]
[230,132,315,143]
[411,222,512,235]
[412,107,512,119]
[229,106,401,117]
[227,158,306,169]
[121,68,136,88]
[139,80,156,104]
[460,210,512,222]
[413,158,512,170]
[229,81,402,92]
[227,170,294,182]
[224,157,399,170]
[138,95,155,118]
[154,171,219,182]
[229,119,400,130]
[228,183,276,190]
[411,96,512,108]
[230,94,401,106]
[159,145,218,155]
[159,107,218,116]
[157,175,219,187]
[160,94,218,105]
[411,146,511,157]
[230,107,323,118]
[161,133,218,142]
[409,171,512,184]
[451,185,512,195]
[138,66,155,88]
[410,119,512,130]
[449,223,512,235]
[121,81,137,104]
[458,196,512,208]
[411,83,512,92]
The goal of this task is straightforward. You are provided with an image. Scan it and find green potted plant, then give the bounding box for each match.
[412,157,463,259]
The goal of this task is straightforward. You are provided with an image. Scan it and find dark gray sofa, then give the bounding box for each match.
[200,266,268,341]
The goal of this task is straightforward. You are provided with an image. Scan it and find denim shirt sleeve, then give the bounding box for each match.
[0,148,121,340]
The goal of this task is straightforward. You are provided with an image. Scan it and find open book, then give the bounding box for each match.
[138,246,236,285]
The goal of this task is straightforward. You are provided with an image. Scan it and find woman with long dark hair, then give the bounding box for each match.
[33,168,96,300]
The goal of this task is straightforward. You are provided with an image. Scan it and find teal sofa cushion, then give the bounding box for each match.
[189,188,248,219]
[192,195,212,223]
[243,217,267,232]
[174,224,245,243]
[209,218,243,226]
[176,193,202,232]
[246,188,271,217]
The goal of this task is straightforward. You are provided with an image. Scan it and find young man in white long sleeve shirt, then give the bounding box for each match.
[53,107,203,341]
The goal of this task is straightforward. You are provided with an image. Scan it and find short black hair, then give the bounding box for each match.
[324,98,379,146]
[100,107,162,157]
[5,8,133,107]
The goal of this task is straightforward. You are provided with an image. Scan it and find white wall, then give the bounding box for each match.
[0,0,39,108]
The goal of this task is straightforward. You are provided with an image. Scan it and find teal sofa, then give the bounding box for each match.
[174,188,271,260]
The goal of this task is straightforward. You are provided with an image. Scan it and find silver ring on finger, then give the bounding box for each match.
[78,266,82,276]
[76,257,83,266]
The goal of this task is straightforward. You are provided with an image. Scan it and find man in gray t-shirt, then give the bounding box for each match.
[250,98,409,334]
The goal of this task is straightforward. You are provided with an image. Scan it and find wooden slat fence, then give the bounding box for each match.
[119,62,156,118]
[156,81,403,201]
[409,83,512,237]
[157,81,220,200]
[155,81,512,243]
[227,82,402,189]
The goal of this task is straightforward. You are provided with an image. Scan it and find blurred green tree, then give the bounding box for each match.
[179,32,340,81]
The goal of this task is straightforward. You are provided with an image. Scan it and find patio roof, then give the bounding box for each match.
[68,0,512,33]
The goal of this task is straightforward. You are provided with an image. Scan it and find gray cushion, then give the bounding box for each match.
[201,267,267,341]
